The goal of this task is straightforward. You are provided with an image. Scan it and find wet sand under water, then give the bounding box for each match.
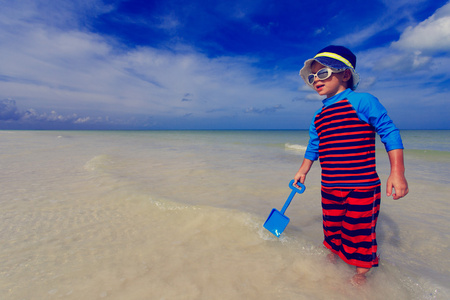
[1,130,449,299]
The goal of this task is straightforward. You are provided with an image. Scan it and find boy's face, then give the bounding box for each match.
[310,61,351,98]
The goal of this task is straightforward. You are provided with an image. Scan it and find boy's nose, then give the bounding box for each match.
[313,75,320,84]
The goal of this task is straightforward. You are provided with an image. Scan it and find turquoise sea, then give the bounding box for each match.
[0,130,449,299]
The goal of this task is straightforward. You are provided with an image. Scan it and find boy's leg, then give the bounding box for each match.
[353,267,370,285]
[321,187,381,266]
[321,187,352,254]
[340,187,381,269]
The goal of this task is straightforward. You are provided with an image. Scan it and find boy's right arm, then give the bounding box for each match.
[294,158,314,187]
[386,149,409,200]
[296,112,319,188]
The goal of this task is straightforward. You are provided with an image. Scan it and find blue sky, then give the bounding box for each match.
[1,0,449,130]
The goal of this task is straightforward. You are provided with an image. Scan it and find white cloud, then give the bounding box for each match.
[355,3,450,77]
[392,2,450,53]
[244,104,284,114]
[333,1,450,52]
[313,27,325,36]
[0,0,112,29]
[332,1,421,47]
[305,93,324,101]
[0,99,21,120]
[379,0,429,12]
[333,24,387,48]
[14,106,77,123]
[74,117,91,124]
[357,76,377,89]
[368,49,432,72]
[2,0,448,129]
[0,1,300,127]
[156,14,181,31]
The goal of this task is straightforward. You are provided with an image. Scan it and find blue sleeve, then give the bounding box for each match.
[348,92,404,152]
[305,109,321,161]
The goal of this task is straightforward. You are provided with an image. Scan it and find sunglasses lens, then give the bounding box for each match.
[308,74,315,84]
[317,68,331,80]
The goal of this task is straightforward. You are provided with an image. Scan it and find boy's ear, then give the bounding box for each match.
[343,69,352,82]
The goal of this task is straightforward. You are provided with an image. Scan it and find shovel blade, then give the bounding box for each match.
[263,208,290,237]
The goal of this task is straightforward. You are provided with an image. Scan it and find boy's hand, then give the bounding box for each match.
[294,172,306,187]
[386,172,409,200]
[293,158,314,188]
[387,149,408,200]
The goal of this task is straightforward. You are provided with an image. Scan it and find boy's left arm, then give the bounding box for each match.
[386,149,409,200]
[350,92,408,199]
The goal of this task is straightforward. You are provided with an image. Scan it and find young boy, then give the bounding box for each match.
[293,45,408,284]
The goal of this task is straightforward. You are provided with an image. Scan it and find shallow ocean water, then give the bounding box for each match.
[0,130,449,299]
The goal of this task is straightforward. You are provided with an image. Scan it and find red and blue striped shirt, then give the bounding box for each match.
[305,89,403,189]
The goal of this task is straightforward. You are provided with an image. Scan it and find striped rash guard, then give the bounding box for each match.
[305,89,403,189]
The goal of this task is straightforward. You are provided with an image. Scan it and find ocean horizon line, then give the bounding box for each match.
[2,128,450,132]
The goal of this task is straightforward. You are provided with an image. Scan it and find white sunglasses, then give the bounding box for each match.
[307,67,344,85]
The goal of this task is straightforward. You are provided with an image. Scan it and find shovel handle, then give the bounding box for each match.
[289,180,305,194]
[280,180,306,214]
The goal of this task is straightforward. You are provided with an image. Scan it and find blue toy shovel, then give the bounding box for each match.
[263,180,306,237]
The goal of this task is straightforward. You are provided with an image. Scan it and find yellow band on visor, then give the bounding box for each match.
[314,52,354,69]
